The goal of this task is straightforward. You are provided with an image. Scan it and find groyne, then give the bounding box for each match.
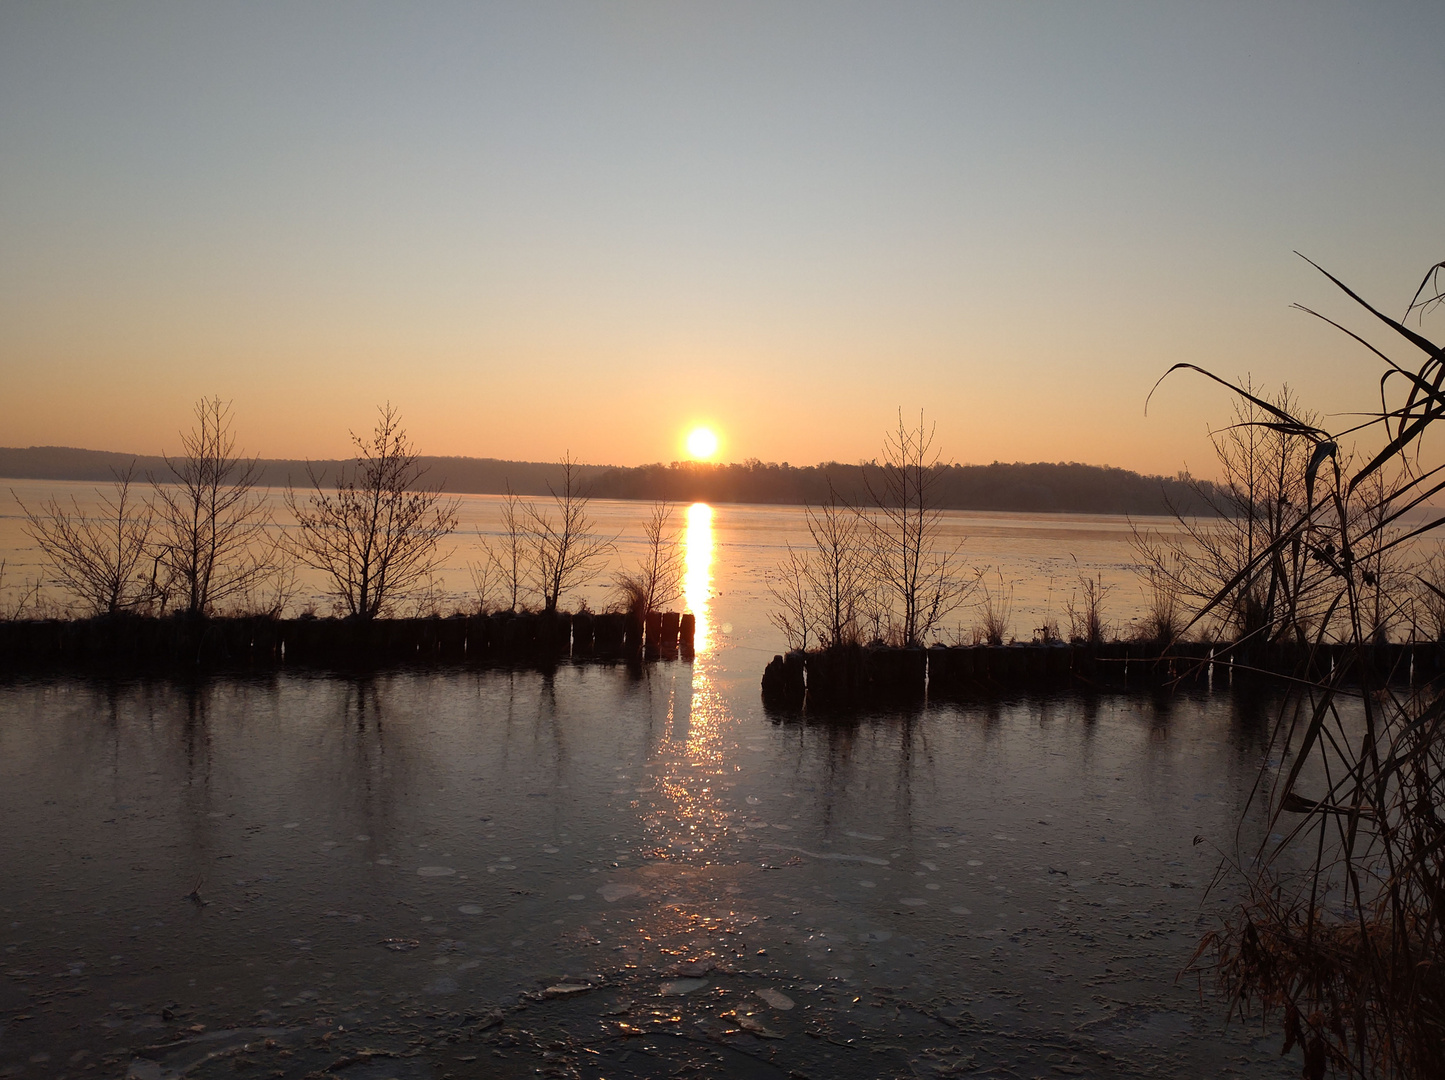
[0,610,695,673]
[761,640,1445,709]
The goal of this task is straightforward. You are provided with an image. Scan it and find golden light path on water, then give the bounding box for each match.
[682,502,713,655]
[634,499,738,918]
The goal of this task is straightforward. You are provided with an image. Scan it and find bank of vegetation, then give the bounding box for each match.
[761,260,1445,1080]
[1176,260,1445,1080]
[761,378,1445,702]
[1,401,691,670]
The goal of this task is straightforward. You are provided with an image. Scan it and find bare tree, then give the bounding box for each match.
[802,486,867,648]
[14,463,154,615]
[286,404,460,619]
[468,552,500,614]
[1134,383,1415,648]
[1414,548,1445,641]
[481,485,530,612]
[1133,384,1327,645]
[862,410,971,646]
[613,501,684,617]
[765,485,869,650]
[524,454,612,613]
[766,543,814,651]
[151,397,273,616]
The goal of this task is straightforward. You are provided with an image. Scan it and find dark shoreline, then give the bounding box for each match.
[0,610,694,674]
[761,639,1442,710]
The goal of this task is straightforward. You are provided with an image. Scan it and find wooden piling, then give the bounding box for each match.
[660,612,680,659]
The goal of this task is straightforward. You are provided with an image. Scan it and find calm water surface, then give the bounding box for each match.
[0,496,1298,1078]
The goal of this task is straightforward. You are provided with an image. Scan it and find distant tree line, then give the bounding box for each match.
[589,458,1221,515]
[0,446,1222,517]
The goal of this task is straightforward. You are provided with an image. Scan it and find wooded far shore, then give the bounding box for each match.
[0,446,1218,517]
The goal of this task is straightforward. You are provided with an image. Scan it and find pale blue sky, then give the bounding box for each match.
[2,2,1441,472]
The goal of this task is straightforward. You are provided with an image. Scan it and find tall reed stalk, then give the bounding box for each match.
[1168,258,1445,1079]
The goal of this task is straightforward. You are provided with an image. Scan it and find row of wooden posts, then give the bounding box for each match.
[0,610,696,672]
[761,639,1445,708]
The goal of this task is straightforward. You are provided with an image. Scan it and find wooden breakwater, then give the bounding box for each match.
[761,640,1445,709]
[0,610,695,673]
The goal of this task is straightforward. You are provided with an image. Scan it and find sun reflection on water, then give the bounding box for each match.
[637,502,735,875]
[683,503,713,655]
[645,665,732,863]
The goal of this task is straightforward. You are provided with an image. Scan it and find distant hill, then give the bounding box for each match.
[587,459,1219,516]
[0,446,607,497]
[0,446,1217,517]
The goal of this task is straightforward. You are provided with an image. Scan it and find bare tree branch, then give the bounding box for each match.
[861,410,971,646]
[149,397,274,616]
[14,462,154,616]
[613,501,684,618]
[286,404,460,619]
[524,453,613,613]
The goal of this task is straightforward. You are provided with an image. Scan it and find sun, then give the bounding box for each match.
[686,426,719,460]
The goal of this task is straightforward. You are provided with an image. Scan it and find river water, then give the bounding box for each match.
[0,492,1299,1078]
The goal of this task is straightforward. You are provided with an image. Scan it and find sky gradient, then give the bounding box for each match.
[2,2,1442,475]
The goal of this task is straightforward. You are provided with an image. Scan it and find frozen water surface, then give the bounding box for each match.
[0,503,1302,1078]
[0,666,1298,1078]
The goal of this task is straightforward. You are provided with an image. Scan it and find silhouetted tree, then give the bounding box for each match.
[151,397,273,616]
[286,405,460,619]
[766,543,814,651]
[14,462,154,615]
[613,501,684,617]
[480,485,530,612]
[1131,384,1395,645]
[862,410,971,645]
[802,486,867,647]
[524,454,612,613]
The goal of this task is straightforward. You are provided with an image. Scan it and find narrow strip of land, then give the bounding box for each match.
[0,446,1217,516]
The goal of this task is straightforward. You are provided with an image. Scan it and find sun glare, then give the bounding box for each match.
[683,502,713,654]
[686,426,719,460]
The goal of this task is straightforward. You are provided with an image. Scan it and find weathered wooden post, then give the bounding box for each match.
[595,612,626,657]
[625,611,644,661]
[783,650,806,701]
[572,611,594,655]
[660,612,680,659]
[762,653,804,708]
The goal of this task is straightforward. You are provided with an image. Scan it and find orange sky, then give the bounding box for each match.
[2,5,1441,476]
